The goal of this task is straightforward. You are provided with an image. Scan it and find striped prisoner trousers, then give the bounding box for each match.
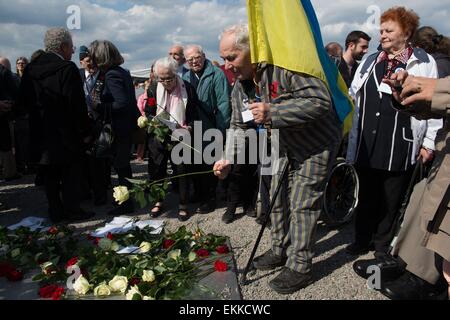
[270,143,338,274]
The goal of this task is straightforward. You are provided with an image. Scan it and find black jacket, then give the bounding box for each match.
[17,52,90,164]
[0,65,19,151]
[99,66,139,138]
[432,52,450,78]
[338,58,358,89]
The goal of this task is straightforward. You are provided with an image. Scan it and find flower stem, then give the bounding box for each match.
[145,170,216,188]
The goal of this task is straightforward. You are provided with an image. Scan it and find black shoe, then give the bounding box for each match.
[380,271,447,300]
[353,255,404,282]
[269,267,313,294]
[196,200,216,214]
[345,242,373,256]
[108,201,135,216]
[178,209,190,222]
[222,208,235,224]
[253,249,287,271]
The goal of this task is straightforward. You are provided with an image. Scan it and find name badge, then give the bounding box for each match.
[378,82,393,95]
[242,110,254,123]
[241,98,254,123]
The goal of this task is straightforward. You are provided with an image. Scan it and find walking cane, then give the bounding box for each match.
[241,159,290,285]
[388,157,424,253]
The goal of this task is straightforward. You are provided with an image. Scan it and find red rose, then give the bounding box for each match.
[39,284,64,300]
[48,227,58,235]
[147,97,156,107]
[163,239,175,249]
[39,284,59,298]
[196,249,210,258]
[51,287,65,300]
[270,82,279,100]
[216,245,229,254]
[65,257,78,269]
[94,237,100,246]
[107,233,114,240]
[7,269,23,282]
[87,234,95,240]
[0,262,15,277]
[130,278,141,286]
[214,260,228,272]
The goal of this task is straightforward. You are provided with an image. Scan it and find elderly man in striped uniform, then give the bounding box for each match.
[214,24,342,294]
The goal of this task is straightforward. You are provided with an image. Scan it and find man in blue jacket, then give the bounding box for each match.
[183,44,231,214]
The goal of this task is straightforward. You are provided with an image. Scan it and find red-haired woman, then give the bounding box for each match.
[346,7,442,263]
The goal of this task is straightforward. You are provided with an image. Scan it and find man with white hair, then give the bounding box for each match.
[183,44,231,214]
[213,24,341,294]
[168,44,188,78]
[16,27,94,223]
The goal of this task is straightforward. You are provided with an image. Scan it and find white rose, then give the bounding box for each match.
[94,282,112,297]
[98,238,112,251]
[73,275,91,295]
[143,296,155,300]
[168,249,181,260]
[11,248,21,258]
[111,242,120,252]
[113,186,129,205]
[139,241,151,253]
[137,116,149,129]
[142,270,155,283]
[188,251,197,262]
[108,275,129,294]
[126,285,142,300]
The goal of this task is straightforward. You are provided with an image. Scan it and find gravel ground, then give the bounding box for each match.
[0,160,386,300]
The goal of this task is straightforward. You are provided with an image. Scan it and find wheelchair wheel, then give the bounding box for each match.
[322,158,359,227]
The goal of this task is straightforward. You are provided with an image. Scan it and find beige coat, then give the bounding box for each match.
[409,77,450,261]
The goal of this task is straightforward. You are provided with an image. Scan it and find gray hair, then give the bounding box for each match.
[154,56,178,76]
[44,28,72,53]
[184,44,205,56]
[220,24,249,52]
[89,40,124,71]
[0,56,11,71]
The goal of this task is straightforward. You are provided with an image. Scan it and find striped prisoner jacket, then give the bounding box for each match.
[227,63,342,163]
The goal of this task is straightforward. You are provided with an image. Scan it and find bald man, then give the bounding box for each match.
[168,44,188,77]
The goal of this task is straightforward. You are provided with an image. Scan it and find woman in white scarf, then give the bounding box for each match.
[147,57,198,221]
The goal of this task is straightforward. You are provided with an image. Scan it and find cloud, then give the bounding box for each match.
[1,0,450,72]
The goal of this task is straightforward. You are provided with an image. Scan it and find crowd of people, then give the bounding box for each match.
[0,5,449,300]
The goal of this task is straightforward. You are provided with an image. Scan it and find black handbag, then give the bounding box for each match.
[91,104,114,159]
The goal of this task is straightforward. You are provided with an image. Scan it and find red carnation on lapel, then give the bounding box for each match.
[147,97,156,107]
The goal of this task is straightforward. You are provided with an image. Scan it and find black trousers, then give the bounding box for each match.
[147,138,189,209]
[354,166,414,255]
[192,163,217,203]
[81,154,108,201]
[42,162,83,220]
[227,164,258,210]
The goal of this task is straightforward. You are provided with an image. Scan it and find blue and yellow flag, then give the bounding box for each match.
[247,0,354,135]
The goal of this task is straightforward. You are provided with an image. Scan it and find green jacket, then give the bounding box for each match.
[183,59,231,135]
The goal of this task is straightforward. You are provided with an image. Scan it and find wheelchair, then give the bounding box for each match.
[321,157,359,228]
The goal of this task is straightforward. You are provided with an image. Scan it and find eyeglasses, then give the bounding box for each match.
[186,56,203,64]
[158,76,176,83]
[16,62,26,65]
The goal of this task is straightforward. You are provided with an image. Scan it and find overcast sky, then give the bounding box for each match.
[1,0,449,72]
